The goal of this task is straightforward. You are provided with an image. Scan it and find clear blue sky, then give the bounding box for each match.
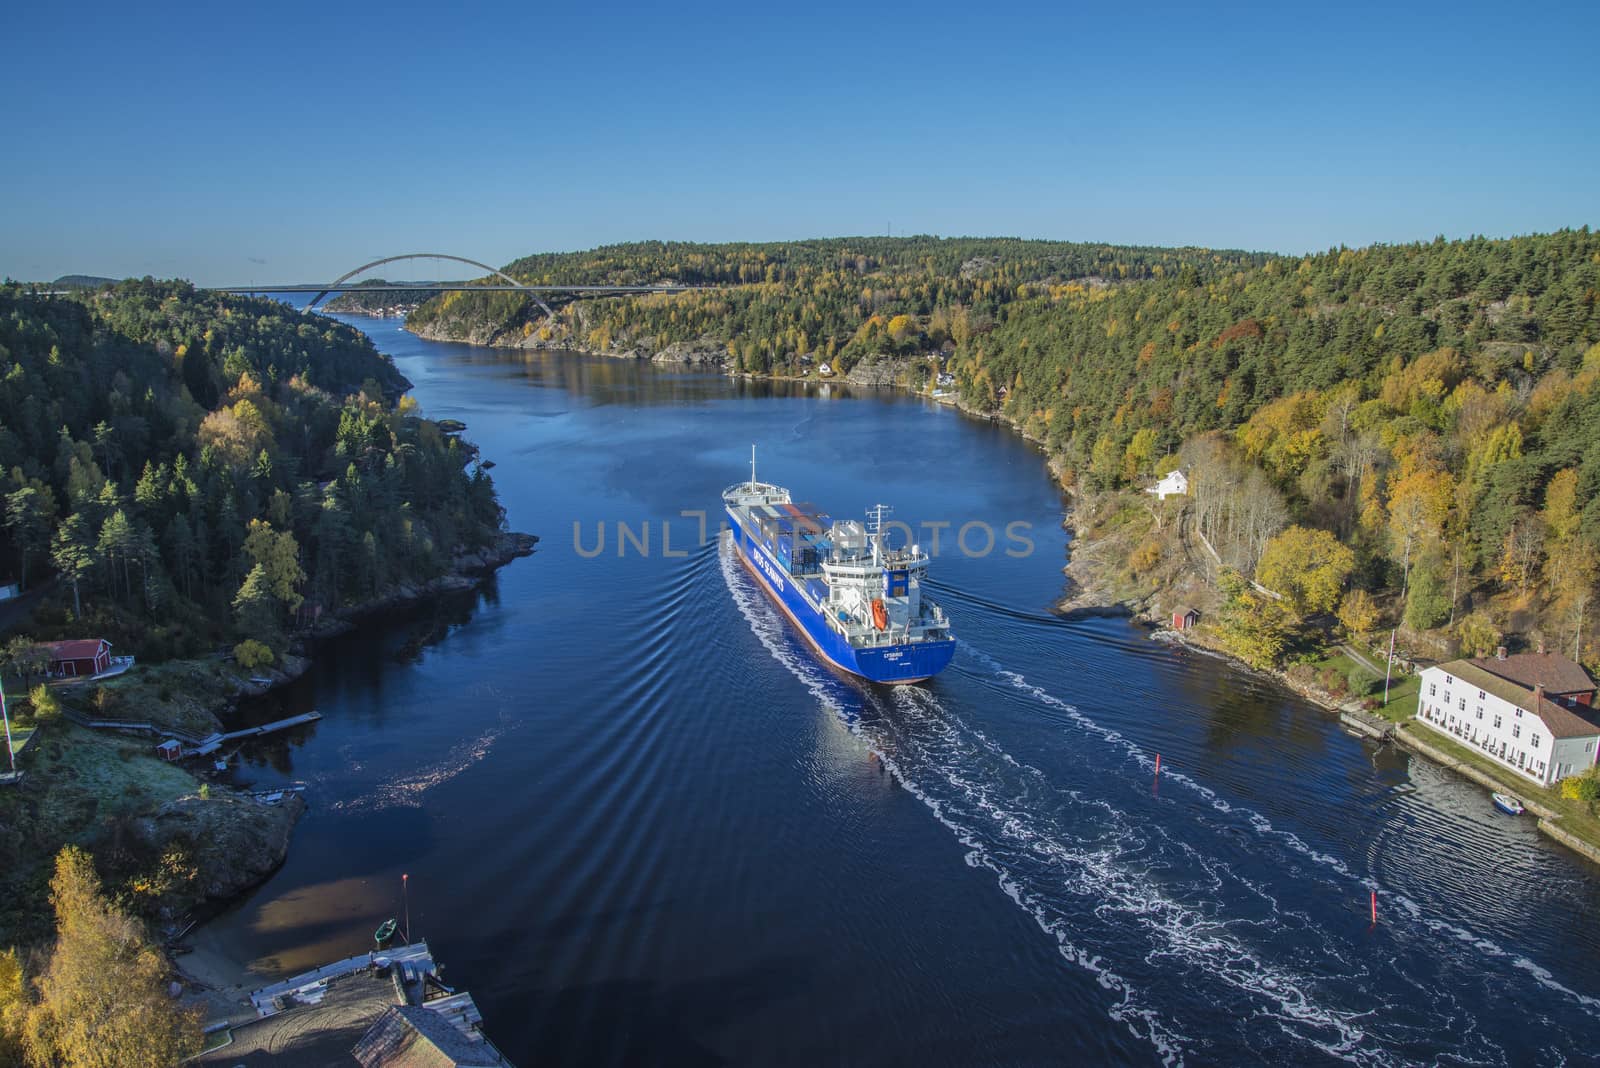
[3,0,1595,285]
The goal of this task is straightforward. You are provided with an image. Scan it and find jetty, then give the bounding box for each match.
[142,711,324,760]
[196,938,512,1066]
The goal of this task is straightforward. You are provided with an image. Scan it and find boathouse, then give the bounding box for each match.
[43,638,112,678]
[1172,607,1200,631]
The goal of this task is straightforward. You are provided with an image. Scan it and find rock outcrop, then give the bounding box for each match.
[845,356,910,388]
[141,792,306,914]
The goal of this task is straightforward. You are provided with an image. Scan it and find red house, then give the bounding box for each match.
[44,638,113,678]
[1172,607,1200,631]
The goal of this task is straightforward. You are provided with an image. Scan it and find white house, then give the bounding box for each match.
[1147,470,1188,501]
[1415,655,1600,787]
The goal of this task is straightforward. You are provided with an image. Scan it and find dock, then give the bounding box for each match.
[154,711,324,760]
[194,938,513,1066]
[248,940,435,1016]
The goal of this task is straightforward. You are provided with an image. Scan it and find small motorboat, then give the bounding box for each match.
[374,918,399,947]
[1492,793,1525,816]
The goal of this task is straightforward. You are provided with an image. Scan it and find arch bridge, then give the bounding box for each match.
[217,252,697,315]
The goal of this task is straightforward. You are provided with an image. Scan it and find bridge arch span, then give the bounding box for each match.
[308,253,554,317]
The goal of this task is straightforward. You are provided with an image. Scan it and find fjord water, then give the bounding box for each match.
[205,314,1600,1065]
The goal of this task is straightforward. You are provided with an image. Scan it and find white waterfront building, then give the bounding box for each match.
[1415,653,1600,787]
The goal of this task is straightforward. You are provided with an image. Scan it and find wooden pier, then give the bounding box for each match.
[166,711,324,758]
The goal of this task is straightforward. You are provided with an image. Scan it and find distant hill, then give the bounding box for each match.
[52,274,119,288]
[324,279,445,313]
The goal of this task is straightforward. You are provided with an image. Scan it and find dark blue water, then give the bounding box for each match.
[203,315,1600,1066]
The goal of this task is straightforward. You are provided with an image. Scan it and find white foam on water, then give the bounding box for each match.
[962,641,1600,1032]
[719,540,1190,1064]
[888,685,1388,1066]
[724,546,1595,1060]
[327,725,505,814]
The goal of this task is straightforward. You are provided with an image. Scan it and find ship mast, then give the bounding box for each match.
[750,444,757,488]
[867,503,890,566]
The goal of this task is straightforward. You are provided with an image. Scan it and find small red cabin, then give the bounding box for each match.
[1172,607,1200,631]
[44,638,112,678]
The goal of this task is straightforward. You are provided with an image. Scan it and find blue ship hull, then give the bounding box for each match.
[728,505,955,684]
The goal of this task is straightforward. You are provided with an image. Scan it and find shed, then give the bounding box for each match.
[1172,607,1200,631]
[44,638,112,678]
[155,739,182,761]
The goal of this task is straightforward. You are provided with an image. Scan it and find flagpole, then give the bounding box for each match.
[402,873,410,944]
[1382,629,1396,707]
[2,677,15,773]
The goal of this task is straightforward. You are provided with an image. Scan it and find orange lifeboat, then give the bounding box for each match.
[870,598,889,631]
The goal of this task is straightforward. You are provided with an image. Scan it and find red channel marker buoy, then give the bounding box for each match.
[1370,890,1377,924]
[1155,753,1162,775]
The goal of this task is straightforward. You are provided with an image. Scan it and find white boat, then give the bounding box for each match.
[1492,792,1524,816]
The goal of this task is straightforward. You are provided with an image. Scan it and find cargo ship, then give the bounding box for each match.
[724,449,956,684]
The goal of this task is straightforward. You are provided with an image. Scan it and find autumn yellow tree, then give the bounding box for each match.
[22,847,202,1068]
[241,519,305,612]
[1385,468,1453,592]
[1337,589,1380,640]
[0,948,25,1066]
[1257,526,1356,617]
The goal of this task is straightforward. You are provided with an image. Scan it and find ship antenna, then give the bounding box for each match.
[750,444,757,487]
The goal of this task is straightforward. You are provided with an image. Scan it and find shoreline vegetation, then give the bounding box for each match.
[396,232,1600,859]
[0,280,536,1050]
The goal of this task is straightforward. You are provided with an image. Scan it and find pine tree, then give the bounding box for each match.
[49,515,96,618]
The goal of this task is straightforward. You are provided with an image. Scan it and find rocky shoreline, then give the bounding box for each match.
[75,531,540,934]
[199,531,539,882]
[307,531,538,639]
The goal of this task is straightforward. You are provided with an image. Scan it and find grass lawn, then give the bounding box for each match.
[3,722,36,758]
[0,720,201,945]
[1374,673,1419,722]
[0,721,196,850]
[1295,644,1420,723]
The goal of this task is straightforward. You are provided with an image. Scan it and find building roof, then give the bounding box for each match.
[42,638,108,660]
[1437,660,1600,740]
[352,1005,508,1068]
[1468,652,1596,696]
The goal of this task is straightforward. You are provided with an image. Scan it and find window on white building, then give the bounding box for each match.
[1429,683,1437,696]
[1478,690,1485,700]
[1531,734,1540,748]
[1512,724,1521,739]
[1515,708,1523,719]
[1459,698,1466,711]
[1493,714,1502,728]
[1476,707,1483,720]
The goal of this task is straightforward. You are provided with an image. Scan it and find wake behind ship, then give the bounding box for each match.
[724,449,956,684]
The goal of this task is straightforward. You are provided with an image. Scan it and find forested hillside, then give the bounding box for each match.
[962,230,1599,668]
[406,237,1271,369]
[0,281,505,665]
[409,229,1600,669]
